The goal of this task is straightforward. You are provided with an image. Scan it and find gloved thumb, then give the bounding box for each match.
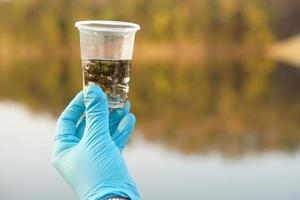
[53,91,84,157]
[111,113,136,152]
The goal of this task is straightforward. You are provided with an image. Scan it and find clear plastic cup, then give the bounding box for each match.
[75,20,140,108]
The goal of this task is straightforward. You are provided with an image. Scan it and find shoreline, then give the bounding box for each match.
[0,40,269,66]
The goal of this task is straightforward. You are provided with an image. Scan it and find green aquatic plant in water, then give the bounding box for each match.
[82,59,131,107]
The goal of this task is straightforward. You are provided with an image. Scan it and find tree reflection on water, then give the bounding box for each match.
[0,57,299,156]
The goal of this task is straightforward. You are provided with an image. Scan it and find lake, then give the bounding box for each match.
[1,0,300,198]
[0,59,299,200]
[0,102,299,200]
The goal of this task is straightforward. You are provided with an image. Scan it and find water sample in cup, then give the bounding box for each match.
[75,20,140,108]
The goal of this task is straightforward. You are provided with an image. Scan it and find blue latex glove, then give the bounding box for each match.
[52,85,140,200]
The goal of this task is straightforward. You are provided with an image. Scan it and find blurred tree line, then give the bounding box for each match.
[0,0,284,60]
[1,0,300,57]
[1,0,300,64]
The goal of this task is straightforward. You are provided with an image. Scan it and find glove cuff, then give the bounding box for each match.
[83,184,140,200]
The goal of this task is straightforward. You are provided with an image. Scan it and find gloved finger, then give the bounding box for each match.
[111,113,136,152]
[77,101,130,141]
[83,85,111,144]
[75,114,86,140]
[54,91,84,154]
[109,101,130,134]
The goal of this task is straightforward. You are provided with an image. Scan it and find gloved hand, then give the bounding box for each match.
[52,85,140,200]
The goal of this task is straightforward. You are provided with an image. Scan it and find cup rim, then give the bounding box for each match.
[75,20,140,32]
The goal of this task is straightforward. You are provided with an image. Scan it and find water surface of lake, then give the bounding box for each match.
[0,102,299,200]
